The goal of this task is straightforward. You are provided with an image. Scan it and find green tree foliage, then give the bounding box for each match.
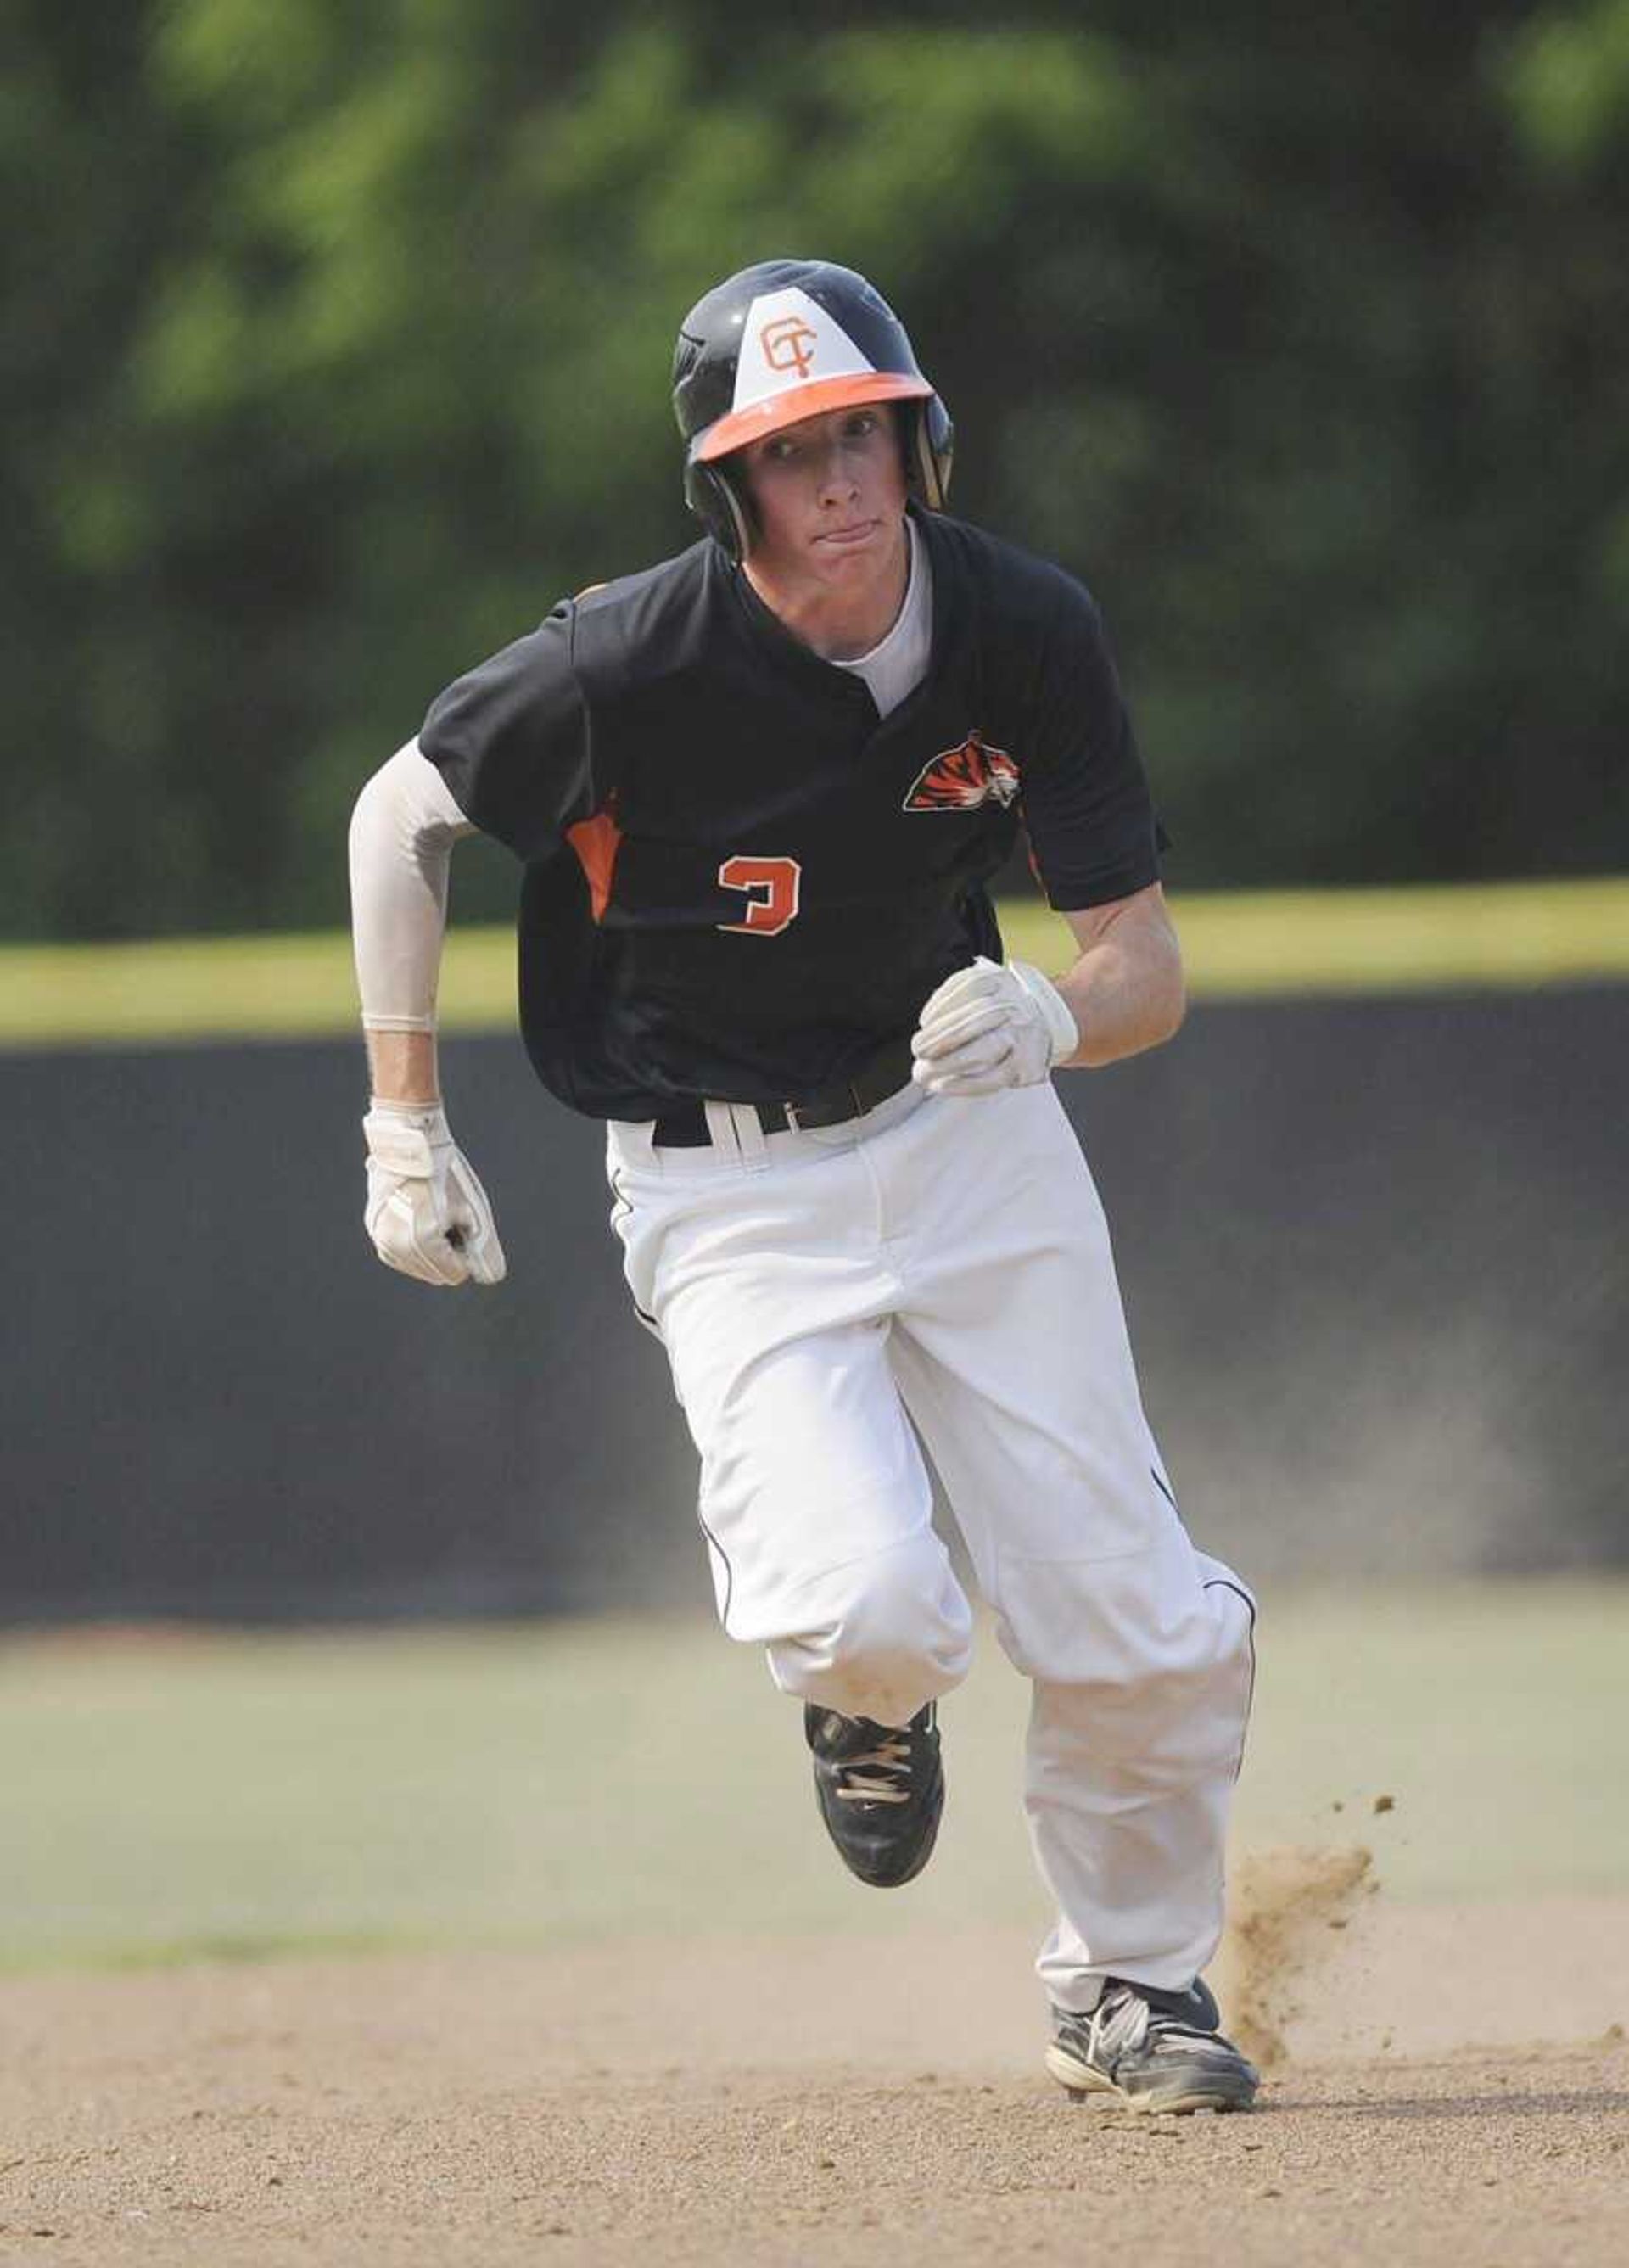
[3,0,1625,937]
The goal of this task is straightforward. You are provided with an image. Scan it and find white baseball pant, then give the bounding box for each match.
[606,1079,1255,2012]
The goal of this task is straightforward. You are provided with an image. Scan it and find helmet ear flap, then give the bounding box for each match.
[684,456,753,562]
[904,396,954,509]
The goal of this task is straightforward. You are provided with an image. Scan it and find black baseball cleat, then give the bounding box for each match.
[1045,1976,1259,2114]
[803,1702,944,1888]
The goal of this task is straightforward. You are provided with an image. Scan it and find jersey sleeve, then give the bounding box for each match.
[1019,579,1164,911]
[417,603,591,864]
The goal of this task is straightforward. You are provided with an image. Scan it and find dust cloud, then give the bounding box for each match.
[1216,1844,1376,2069]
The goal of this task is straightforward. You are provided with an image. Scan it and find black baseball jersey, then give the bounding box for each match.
[420,507,1162,1120]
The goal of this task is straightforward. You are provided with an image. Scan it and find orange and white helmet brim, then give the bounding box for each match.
[693,372,933,462]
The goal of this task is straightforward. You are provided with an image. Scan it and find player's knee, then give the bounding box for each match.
[786,1534,972,1723]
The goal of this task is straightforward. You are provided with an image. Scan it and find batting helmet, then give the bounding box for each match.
[672,259,954,559]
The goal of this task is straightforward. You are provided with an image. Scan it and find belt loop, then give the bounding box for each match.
[729,1100,770,1172]
[703,1099,742,1162]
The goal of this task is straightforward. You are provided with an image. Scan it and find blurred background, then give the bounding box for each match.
[7,2,1629,938]
[3,2,1627,1964]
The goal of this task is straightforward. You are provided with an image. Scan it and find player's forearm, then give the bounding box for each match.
[1051,895,1186,1069]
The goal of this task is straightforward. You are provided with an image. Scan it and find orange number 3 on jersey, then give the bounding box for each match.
[717,854,803,937]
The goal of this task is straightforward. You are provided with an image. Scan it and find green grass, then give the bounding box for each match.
[3,876,1626,1048]
[3,1580,1626,1973]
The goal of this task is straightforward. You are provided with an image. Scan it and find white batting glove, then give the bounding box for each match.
[362,1102,507,1287]
[910,957,1079,1097]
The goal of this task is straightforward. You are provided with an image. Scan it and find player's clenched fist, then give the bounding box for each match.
[362,1103,507,1286]
[910,957,1079,1097]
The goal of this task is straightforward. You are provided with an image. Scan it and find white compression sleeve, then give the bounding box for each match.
[348,740,474,1032]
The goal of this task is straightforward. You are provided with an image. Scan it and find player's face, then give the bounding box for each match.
[737,403,909,586]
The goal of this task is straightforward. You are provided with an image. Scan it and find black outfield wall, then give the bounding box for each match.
[7,988,1625,1622]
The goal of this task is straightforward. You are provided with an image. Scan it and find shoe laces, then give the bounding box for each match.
[1083,1984,1231,2065]
[834,1728,915,1805]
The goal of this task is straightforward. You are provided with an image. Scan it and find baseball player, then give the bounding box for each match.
[349,260,1259,2114]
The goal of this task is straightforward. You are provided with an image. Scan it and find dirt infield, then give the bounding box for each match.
[4,1895,1626,2268]
[5,1602,1628,2261]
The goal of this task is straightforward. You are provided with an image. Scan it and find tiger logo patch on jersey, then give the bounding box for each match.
[903,731,1021,814]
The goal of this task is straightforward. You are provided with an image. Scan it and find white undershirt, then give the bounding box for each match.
[350,516,936,1029]
[828,514,932,720]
